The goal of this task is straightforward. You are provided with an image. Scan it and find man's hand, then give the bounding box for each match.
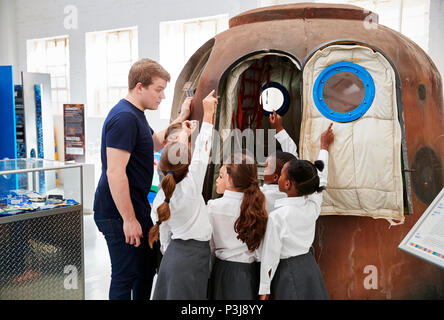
[320,123,334,150]
[259,294,269,300]
[269,110,284,133]
[123,218,143,247]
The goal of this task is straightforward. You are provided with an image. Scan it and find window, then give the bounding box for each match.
[313,62,375,122]
[258,0,430,52]
[159,14,229,119]
[86,27,138,117]
[260,82,291,116]
[345,0,430,51]
[27,36,70,115]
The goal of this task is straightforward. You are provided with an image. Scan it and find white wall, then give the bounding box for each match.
[0,0,18,78]
[428,0,444,84]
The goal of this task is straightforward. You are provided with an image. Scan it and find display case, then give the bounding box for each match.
[0,158,84,300]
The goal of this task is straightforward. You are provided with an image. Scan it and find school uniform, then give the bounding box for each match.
[261,183,287,214]
[150,122,213,300]
[207,190,261,300]
[261,129,298,213]
[259,149,329,300]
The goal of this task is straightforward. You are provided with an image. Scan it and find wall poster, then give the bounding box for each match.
[63,104,85,162]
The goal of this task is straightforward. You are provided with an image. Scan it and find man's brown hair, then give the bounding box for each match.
[128,58,170,90]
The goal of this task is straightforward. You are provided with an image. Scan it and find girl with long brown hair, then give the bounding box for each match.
[207,153,268,300]
[148,90,217,300]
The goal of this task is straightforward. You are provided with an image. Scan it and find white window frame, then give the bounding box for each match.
[85,27,138,117]
[257,0,430,52]
[26,36,70,115]
[159,14,229,119]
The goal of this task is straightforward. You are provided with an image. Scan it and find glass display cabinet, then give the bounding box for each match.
[0,158,84,300]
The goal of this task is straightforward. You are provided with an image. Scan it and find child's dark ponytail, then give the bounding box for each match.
[314,160,324,172]
[313,160,325,192]
[287,159,326,196]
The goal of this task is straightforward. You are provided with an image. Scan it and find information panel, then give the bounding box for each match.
[63,104,85,162]
[398,188,444,269]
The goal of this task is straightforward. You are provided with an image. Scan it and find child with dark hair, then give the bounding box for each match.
[259,123,334,300]
[208,153,268,300]
[148,90,217,300]
[262,150,296,213]
[261,111,298,213]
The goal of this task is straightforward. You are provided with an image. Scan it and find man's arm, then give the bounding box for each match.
[152,97,192,152]
[106,147,143,247]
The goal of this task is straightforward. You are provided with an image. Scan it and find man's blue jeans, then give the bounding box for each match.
[94,216,157,300]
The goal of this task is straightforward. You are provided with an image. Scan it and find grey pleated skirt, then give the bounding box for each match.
[270,252,329,300]
[209,258,259,300]
[152,238,210,300]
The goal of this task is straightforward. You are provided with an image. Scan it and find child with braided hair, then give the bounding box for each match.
[259,123,334,300]
[148,90,217,300]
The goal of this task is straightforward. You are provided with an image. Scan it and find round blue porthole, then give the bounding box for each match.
[313,61,375,123]
[260,82,290,117]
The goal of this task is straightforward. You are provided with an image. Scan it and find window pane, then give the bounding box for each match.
[108,88,121,105]
[160,15,228,119]
[323,72,366,113]
[26,35,70,116]
[51,91,58,104]
[108,61,131,77]
[86,27,138,117]
[58,89,68,103]
[57,77,66,88]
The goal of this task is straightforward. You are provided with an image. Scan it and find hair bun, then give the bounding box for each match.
[314,160,324,172]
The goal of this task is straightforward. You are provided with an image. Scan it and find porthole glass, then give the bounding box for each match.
[323,72,366,113]
[260,82,290,116]
[313,62,375,122]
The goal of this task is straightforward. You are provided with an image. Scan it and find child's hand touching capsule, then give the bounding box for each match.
[202,89,218,124]
[269,110,284,133]
[320,123,334,151]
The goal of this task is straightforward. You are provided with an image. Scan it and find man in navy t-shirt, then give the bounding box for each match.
[93,58,192,300]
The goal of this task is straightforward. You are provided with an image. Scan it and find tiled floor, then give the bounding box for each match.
[83,213,111,300]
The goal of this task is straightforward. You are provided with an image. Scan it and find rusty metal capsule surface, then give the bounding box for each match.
[171,3,444,299]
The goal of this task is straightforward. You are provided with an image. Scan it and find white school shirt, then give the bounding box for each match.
[207,190,261,263]
[258,149,329,295]
[261,129,299,214]
[261,184,287,214]
[151,122,213,254]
